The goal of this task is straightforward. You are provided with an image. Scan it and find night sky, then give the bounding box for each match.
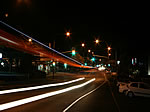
[0,0,148,57]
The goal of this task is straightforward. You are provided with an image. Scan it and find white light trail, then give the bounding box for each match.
[63,81,106,112]
[0,78,95,111]
[0,78,85,95]
[0,36,19,45]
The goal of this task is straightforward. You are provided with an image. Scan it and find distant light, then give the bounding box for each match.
[1,62,4,66]
[135,58,137,64]
[88,50,91,53]
[98,66,105,71]
[132,58,135,65]
[91,57,95,62]
[5,13,8,18]
[64,63,67,69]
[108,53,111,56]
[81,43,85,47]
[53,62,56,66]
[95,39,99,44]
[84,63,87,66]
[117,60,120,65]
[66,32,70,37]
[108,64,111,67]
[72,50,76,56]
[28,38,32,42]
[0,53,2,58]
[96,65,100,67]
[107,47,111,51]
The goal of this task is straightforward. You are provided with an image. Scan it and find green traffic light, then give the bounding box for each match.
[91,57,95,61]
[72,50,76,56]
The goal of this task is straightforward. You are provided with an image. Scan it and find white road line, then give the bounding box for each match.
[0,78,85,95]
[0,78,95,111]
[62,80,106,112]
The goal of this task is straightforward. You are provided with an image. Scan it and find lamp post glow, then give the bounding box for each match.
[28,38,32,42]
[88,50,91,53]
[5,13,8,18]
[66,32,70,37]
[81,43,85,47]
[95,39,99,44]
[107,46,111,51]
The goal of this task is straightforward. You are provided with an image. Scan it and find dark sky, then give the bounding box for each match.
[0,0,148,56]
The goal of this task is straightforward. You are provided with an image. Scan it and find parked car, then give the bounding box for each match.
[125,82,150,98]
[116,78,130,88]
[118,82,129,93]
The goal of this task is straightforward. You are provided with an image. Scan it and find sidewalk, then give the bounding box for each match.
[0,72,78,90]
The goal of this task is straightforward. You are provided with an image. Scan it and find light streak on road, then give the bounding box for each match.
[0,78,95,111]
[0,78,85,95]
[63,81,106,112]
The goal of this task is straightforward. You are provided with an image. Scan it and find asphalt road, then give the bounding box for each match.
[0,71,150,112]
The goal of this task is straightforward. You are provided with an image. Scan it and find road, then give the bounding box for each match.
[0,70,150,112]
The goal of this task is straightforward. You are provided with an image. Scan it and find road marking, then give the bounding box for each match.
[62,80,106,112]
[0,78,95,111]
[0,78,85,95]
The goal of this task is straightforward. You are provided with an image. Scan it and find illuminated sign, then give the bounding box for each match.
[0,53,2,58]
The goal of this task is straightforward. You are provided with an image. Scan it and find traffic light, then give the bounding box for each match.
[91,57,95,62]
[64,63,67,69]
[84,63,87,66]
[72,50,76,56]
[52,62,56,66]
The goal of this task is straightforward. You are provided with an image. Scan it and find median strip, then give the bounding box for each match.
[0,78,95,111]
[0,77,85,95]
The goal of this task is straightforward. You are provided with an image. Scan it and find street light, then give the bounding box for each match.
[107,46,111,51]
[81,43,85,47]
[5,13,8,18]
[72,49,76,56]
[66,32,70,37]
[95,39,100,44]
[108,53,111,56]
[28,38,32,42]
[88,49,91,53]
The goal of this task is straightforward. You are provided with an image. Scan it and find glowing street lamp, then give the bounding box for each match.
[5,13,8,18]
[81,43,85,47]
[95,39,99,44]
[88,49,91,53]
[66,32,70,37]
[107,46,111,51]
[28,38,32,42]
